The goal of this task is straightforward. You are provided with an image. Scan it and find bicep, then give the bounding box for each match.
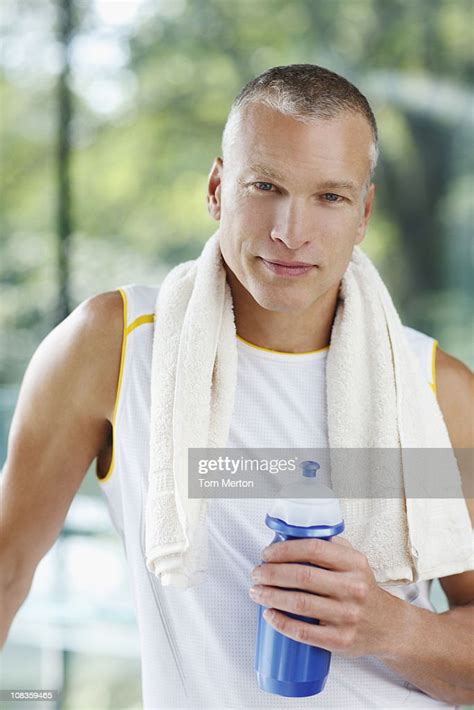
[0,292,122,579]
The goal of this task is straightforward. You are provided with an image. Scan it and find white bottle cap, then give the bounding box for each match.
[268,460,342,528]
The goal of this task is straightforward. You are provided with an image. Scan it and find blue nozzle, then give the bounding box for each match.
[301,460,320,478]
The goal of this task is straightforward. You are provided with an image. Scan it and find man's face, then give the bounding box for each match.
[207,103,375,313]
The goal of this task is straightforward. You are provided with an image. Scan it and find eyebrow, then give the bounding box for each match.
[246,163,287,182]
[245,164,359,194]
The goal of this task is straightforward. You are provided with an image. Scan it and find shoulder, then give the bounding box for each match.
[435,347,474,448]
[78,289,124,362]
[80,286,159,421]
[36,289,124,401]
[80,288,124,325]
[74,289,125,422]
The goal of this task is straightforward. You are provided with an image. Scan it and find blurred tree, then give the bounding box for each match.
[0,0,473,385]
[55,0,75,323]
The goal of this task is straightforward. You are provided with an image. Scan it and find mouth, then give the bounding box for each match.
[258,257,316,277]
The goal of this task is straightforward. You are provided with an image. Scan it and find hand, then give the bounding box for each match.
[249,536,398,658]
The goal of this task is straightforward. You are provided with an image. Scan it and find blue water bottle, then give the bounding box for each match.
[254,460,344,697]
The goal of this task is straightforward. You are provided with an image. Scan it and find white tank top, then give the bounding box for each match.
[96,284,453,710]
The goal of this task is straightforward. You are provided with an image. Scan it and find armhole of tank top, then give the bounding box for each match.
[96,287,128,485]
[430,339,438,399]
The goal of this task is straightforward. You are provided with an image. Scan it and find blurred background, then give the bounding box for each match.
[0,0,473,708]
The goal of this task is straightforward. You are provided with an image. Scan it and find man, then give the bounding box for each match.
[1,65,473,708]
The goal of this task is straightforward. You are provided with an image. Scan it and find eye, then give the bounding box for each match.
[253,182,275,192]
[323,193,343,203]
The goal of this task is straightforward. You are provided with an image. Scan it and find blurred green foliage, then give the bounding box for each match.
[0,5,473,709]
[1,0,473,386]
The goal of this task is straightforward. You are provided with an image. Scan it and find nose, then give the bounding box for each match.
[270,197,312,250]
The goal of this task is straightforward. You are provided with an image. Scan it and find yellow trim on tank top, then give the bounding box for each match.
[96,290,155,484]
[127,313,155,335]
[236,333,330,356]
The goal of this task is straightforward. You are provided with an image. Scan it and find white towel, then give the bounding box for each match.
[145,232,473,588]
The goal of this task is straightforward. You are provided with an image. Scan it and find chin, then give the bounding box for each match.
[249,283,313,313]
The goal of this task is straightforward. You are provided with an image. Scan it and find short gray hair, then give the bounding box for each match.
[222,64,379,180]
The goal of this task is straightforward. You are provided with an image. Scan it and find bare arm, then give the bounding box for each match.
[0,290,123,648]
[377,347,474,705]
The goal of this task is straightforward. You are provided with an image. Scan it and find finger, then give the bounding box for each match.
[332,535,352,548]
[262,537,358,571]
[254,562,345,599]
[262,608,343,652]
[249,584,341,625]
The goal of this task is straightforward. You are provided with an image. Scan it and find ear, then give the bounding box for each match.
[207,157,224,221]
[355,182,375,245]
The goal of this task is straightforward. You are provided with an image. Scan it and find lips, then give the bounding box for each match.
[264,259,314,267]
[259,257,316,277]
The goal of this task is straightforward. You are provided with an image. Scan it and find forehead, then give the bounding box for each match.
[230,103,372,182]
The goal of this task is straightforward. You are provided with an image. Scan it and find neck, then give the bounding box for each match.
[225,267,340,354]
